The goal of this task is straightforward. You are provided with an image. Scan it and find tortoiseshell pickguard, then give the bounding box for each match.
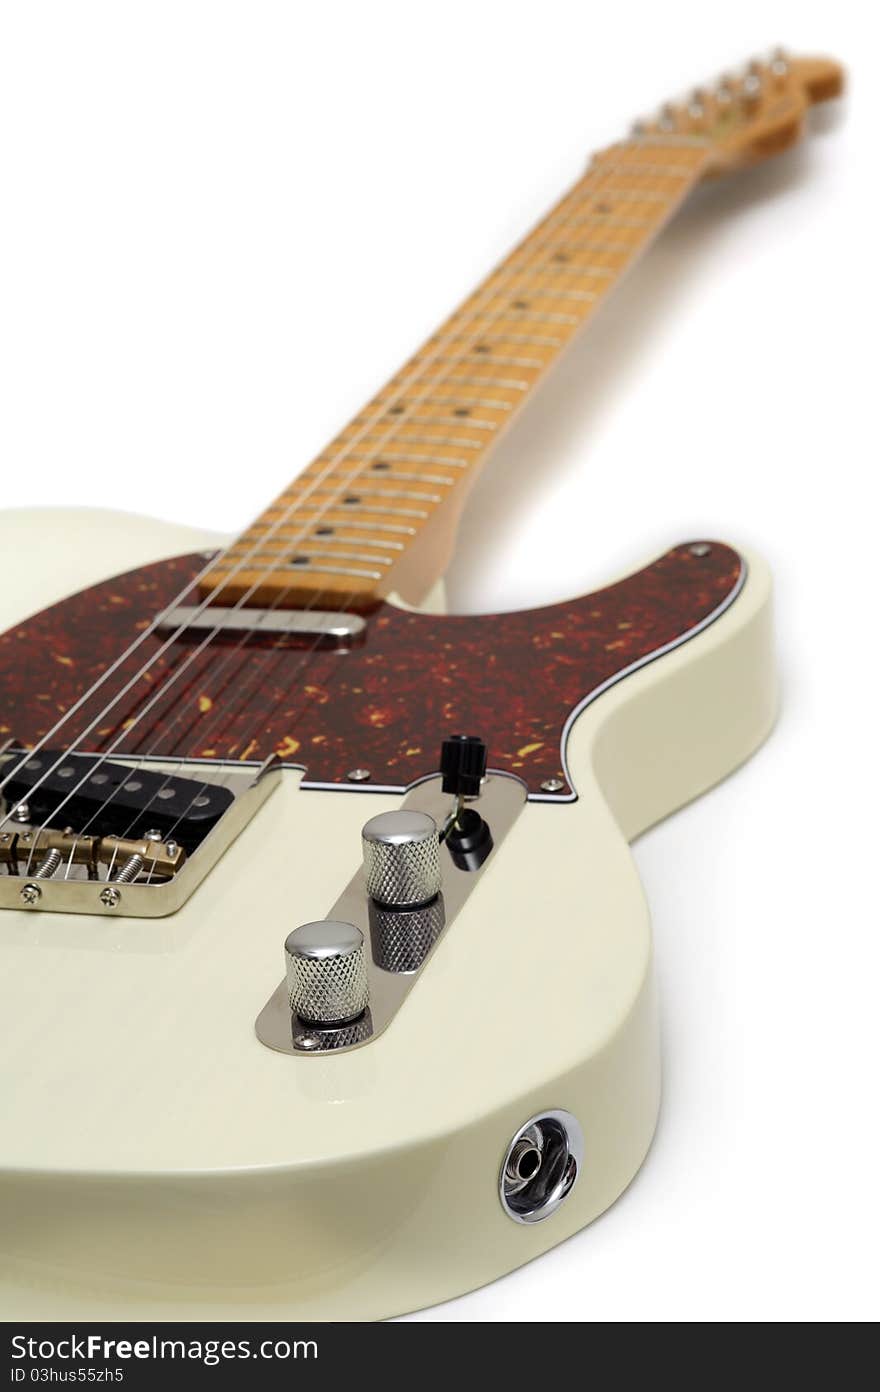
[0,543,742,798]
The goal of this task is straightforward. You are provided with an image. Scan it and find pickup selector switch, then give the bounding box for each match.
[440,734,487,798]
[361,810,441,909]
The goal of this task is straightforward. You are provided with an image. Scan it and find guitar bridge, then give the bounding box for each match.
[0,747,281,917]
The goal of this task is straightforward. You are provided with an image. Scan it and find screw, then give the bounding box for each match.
[347,768,371,783]
[540,778,566,794]
[99,886,121,909]
[144,829,163,842]
[20,882,41,906]
[294,1033,319,1050]
[689,542,712,557]
[165,840,178,858]
[11,801,30,824]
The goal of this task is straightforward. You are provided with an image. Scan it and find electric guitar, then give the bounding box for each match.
[0,50,843,1321]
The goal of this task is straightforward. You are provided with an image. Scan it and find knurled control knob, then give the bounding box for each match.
[285,920,369,1025]
[361,809,441,909]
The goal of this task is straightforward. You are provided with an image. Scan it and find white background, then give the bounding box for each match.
[1,2,877,1322]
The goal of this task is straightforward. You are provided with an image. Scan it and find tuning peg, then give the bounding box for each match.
[770,47,789,79]
[688,88,707,120]
[658,102,677,132]
[630,118,648,139]
[715,74,734,105]
[742,71,763,103]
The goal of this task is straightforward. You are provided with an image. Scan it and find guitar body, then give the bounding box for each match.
[0,507,776,1320]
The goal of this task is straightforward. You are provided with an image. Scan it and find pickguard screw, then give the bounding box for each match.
[99,886,122,909]
[347,768,371,783]
[20,883,41,906]
[540,777,566,794]
[689,543,712,557]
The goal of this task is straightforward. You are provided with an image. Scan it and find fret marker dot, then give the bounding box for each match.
[315,526,334,536]
[474,344,490,354]
[595,202,613,213]
[291,555,310,566]
[553,252,570,263]
[344,496,361,505]
[372,462,390,471]
[453,407,470,417]
[388,403,405,415]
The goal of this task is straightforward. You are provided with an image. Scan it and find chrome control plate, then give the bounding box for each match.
[255,771,527,1056]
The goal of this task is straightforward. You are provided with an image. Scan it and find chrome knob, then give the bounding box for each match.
[361,809,441,908]
[284,920,369,1025]
[369,895,445,974]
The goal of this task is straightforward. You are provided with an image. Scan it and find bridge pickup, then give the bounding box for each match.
[156,606,366,645]
[1,750,233,848]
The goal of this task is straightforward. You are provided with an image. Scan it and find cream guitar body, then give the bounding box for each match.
[0,51,841,1321]
[0,507,775,1321]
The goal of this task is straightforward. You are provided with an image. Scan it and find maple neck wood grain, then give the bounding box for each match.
[199,51,843,613]
[203,140,709,611]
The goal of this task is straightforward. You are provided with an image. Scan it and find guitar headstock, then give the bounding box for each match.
[633,49,844,175]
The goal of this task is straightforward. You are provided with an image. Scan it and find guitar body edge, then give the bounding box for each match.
[0,508,776,1321]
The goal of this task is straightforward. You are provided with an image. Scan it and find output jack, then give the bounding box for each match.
[499,1110,584,1224]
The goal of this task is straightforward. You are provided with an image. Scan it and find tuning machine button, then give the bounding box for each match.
[361,809,441,909]
[285,920,369,1025]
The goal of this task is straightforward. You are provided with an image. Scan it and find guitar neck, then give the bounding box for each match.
[202,136,710,612]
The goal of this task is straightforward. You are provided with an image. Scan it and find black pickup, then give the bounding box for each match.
[2,749,233,847]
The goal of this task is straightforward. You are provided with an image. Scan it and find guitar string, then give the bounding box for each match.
[54,150,673,875]
[22,149,703,870]
[4,131,710,826]
[61,152,649,874]
[50,149,704,877]
[3,168,597,854]
[84,151,706,878]
[9,149,701,867]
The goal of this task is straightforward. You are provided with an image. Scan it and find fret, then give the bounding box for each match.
[202,136,708,610]
[421,373,531,391]
[231,544,395,568]
[422,396,514,412]
[521,263,616,278]
[292,485,443,505]
[292,549,396,567]
[594,161,694,178]
[446,329,567,349]
[304,500,429,519]
[401,414,498,430]
[352,432,485,451]
[545,240,634,256]
[433,354,547,370]
[232,535,406,553]
[577,187,674,203]
[346,450,470,468]
[565,214,655,229]
[513,288,597,303]
[255,514,419,537]
[487,309,579,325]
[275,562,383,581]
[362,470,456,487]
